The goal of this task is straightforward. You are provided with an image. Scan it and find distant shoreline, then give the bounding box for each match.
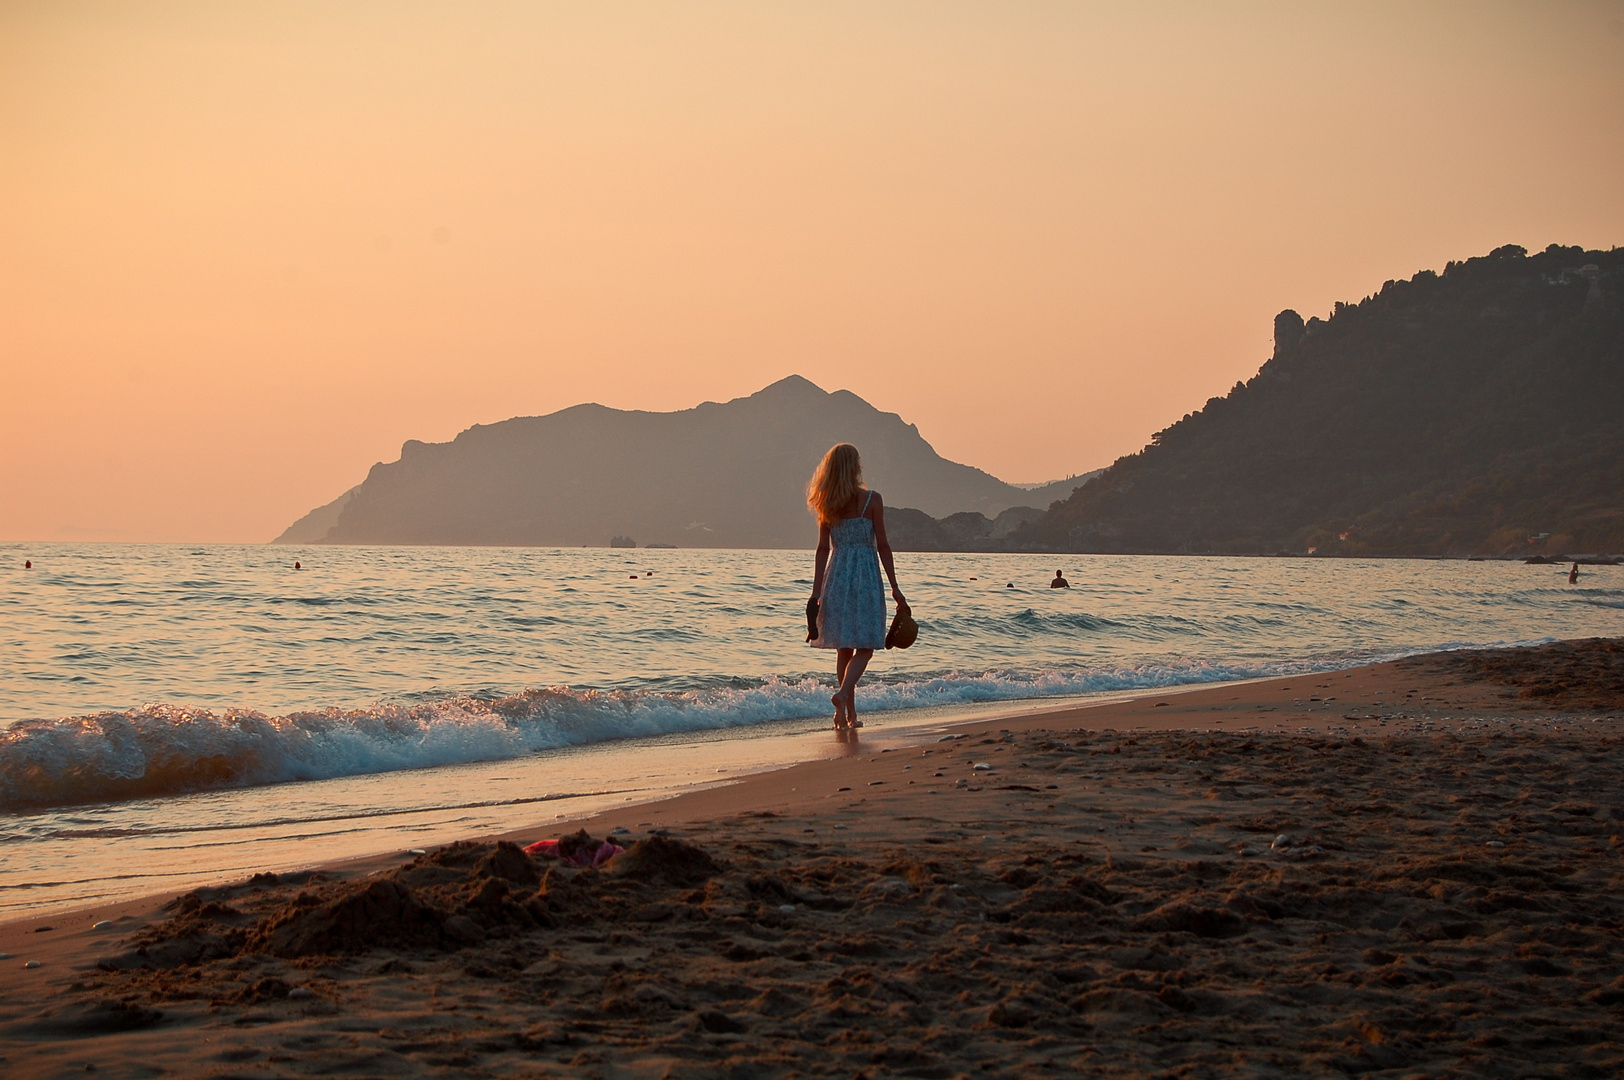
[9,537,1622,562]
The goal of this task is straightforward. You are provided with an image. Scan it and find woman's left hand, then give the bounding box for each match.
[892,589,909,614]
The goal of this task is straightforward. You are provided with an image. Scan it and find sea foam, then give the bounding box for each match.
[1,659,1341,810]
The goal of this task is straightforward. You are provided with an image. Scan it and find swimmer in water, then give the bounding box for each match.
[294,561,302,570]
[1050,569,1069,588]
[1569,562,1580,584]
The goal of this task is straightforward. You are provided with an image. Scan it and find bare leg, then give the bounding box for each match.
[833,649,853,727]
[839,648,873,727]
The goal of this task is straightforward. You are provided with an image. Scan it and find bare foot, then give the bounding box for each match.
[844,690,862,729]
[831,693,848,729]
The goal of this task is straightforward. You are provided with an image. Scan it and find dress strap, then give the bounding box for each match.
[860,490,874,516]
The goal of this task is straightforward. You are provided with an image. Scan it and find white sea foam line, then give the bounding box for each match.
[0,639,1590,918]
[0,638,1560,813]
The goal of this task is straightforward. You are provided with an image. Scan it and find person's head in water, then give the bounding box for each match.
[807,443,864,526]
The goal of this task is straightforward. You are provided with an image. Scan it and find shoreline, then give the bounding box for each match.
[5,643,1618,936]
[0,649,1492,921]
[2,638,1620,1076]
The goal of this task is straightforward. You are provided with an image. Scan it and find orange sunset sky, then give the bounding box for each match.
[3,2,1622,543]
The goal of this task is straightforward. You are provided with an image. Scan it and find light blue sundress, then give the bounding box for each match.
[814,490,887,650]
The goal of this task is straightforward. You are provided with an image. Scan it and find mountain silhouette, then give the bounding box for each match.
[1016,243,1624,557]
[276,376,1086,548]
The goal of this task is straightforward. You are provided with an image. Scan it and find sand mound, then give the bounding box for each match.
[604,834,719,886]
[552,829,602,858]
[251,879,446,957]
[473,840,541,887]
[1132,901,1246,938]
[106,837,721,964]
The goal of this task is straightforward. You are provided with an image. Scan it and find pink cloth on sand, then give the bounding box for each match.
[523,838,624,867]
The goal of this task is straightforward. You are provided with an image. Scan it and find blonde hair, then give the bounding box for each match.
[807,443,864,526]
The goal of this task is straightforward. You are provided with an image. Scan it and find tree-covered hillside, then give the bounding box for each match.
[1016,244,1623,557]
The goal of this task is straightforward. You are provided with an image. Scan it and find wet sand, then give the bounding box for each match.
[2,639,1621,1078]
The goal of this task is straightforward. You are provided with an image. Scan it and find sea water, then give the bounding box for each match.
[1,543,1619,914]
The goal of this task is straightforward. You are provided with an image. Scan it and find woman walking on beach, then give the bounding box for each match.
[807,443,908,730]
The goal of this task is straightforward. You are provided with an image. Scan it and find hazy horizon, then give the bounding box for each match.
[4,2,1623,543]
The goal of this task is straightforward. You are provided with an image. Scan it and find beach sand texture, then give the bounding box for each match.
[2,640,1621,1078]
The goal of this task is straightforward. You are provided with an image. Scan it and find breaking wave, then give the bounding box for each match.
[2,657,1350,811]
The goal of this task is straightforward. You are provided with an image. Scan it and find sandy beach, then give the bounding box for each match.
[2,639,1621,1078]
